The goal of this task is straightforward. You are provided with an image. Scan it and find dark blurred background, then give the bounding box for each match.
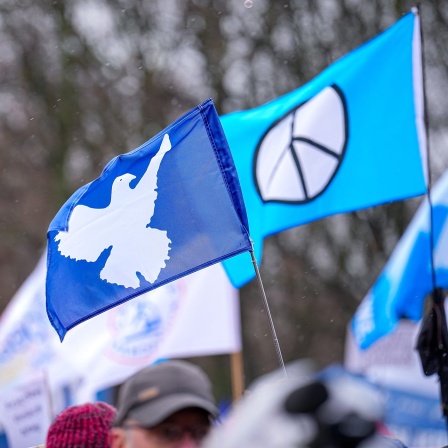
[1,0,448,399]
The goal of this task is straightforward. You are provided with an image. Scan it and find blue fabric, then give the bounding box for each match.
[46,99,251,340]
[352,170,448,349]
[381,387,446,446]
[221,10,427,288]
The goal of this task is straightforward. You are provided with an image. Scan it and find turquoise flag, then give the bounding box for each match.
[352,170,448,350]
[221,9,427,288]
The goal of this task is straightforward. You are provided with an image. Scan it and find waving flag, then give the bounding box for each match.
[0,255,240,409]
[46,99,251,340]
[0,256,68,390]
[69,262,241,402]
[221,8,427,288]
[351,170,448,350]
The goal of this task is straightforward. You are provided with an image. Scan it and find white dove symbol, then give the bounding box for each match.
[55,133,172,288]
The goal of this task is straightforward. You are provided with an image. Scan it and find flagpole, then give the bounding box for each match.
[250,242,287,377]
[416,3,448,435]
[230,351,244,401]
[416,4,437,290]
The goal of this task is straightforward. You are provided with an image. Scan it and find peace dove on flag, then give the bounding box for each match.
[55,135,172,288]
[46,99,251,340]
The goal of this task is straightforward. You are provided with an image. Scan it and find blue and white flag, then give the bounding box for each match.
[0,252,241,406]
[351,170,448,350]
[46,99,251,340]
[221,8,427,288]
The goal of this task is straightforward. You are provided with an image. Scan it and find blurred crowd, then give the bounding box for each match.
[28,359,410,448]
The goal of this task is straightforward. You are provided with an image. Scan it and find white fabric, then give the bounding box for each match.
[0,256,241,404]
[345,320,439,397]
[0,372,52,448]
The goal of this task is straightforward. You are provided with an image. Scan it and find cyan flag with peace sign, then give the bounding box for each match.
[221,8,427,288]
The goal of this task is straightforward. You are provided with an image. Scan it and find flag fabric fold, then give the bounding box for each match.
[351,170,448,350]
[1,255,241,406]
[221,8,427,288]
[46,99,251,340]
[70,262,241,402]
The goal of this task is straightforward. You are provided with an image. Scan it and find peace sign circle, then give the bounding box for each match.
[254,85,348,204]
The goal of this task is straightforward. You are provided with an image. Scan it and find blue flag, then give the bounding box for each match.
[351,170,448,350]
[221,9,427,288]
[46,99,251,340]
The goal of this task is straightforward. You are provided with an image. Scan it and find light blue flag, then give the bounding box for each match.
[351,170,448,350]
[221,8,427,288]
[46,99,251,340]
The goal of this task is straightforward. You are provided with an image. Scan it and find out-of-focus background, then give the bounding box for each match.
[1,0,448,446]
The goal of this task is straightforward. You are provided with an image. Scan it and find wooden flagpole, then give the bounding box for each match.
[230,351,244,401]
